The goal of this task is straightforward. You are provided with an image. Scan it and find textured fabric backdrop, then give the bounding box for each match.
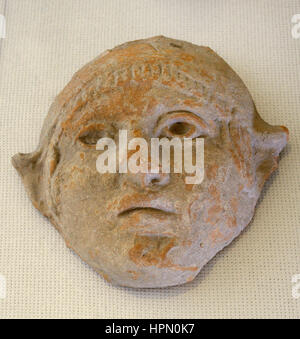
[0,0,299,319]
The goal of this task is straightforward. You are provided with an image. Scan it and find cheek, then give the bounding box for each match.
[57,151,119,199]
[186,151,248,238]
[50,154,120,235]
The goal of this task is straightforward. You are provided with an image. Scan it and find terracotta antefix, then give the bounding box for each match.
[12,36,288,288]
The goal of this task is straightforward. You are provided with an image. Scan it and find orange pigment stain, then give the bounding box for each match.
[129,236,176,267]
[209,228,224,244]
[226,215,237,228]
[182,240,192,247]
[206,164,219,180]
[210,227,234,244]
[200,69,214,81]
[88,249,101,260]
[128,236,198,272]
[259,156,279,189]
[183,99,202,107]
[185,183,194,191]
[179,53,195,62]
[127,270,141,280]
[280,125,289,142]
[229,125,255,188]
[205,204,222,225]
[70,166,84,174]
[49,159,57,176]
[101,272,111,283]
[230,197,238,214]
[214,103,225,115]
[132,129,143,138]
[208,185,221,203]
[186,275,195,283]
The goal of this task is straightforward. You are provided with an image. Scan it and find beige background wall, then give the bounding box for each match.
[0,0,299,318]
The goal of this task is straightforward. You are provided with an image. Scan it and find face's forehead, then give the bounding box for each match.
[61,77,232,138]
[57,37,254,139]
[48,37,255,147]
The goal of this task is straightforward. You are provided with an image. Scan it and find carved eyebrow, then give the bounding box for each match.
[152,84,221,121]
[76,123,106,136]
[156,110,208,128]
[158,82,203,101]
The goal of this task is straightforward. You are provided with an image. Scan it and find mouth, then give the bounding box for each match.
[115,195,179,237]
[116,194,178,217]
[118,206,175,217]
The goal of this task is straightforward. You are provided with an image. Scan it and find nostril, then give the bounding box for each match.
[150,178,160,185]
[144,173,170,187]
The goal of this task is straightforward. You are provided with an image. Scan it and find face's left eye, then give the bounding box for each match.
[168,121,196,137]
[154,111,209,139]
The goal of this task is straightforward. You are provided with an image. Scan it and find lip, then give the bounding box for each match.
[119,223,177,238]
[115,194,182,237]
[116,194,177,217]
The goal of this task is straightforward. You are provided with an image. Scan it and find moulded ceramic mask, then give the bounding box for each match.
[12,36,289,288]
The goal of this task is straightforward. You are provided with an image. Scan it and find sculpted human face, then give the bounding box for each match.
[13,36,288,288]
[49,81,258,287]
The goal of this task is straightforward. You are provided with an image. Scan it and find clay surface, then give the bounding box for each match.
[12,36,288,288]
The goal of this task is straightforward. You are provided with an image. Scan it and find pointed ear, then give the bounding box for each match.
[12,150,47,215]
[253,112,289,188]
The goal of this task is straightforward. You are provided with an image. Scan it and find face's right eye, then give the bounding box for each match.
[76,124,106,148]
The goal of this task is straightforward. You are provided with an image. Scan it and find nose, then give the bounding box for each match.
[143,172,170,187]
[125,170,170,190]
